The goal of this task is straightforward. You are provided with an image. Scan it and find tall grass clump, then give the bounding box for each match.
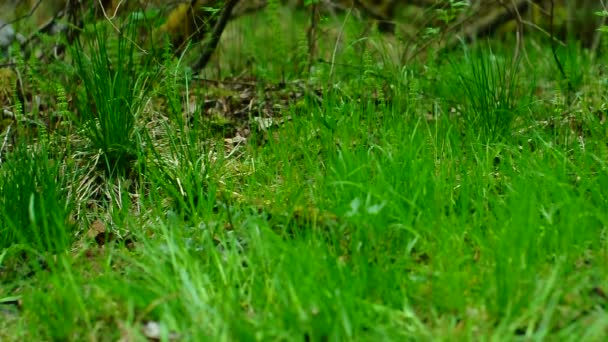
[145,99,221,220]
[141,63,225,220]
[451,46,528,141]
[0,143,72,253]
[71,20,154,175]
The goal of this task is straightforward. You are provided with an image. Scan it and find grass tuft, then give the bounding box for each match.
[71,21,154,176]
[451,45,528,141]
[0,142,73,253]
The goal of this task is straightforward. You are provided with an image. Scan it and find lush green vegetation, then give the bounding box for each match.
[1,4,607,341]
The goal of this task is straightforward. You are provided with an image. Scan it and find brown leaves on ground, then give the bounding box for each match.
[188,77,308,137]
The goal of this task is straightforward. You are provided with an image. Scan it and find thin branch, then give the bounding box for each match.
[0,0,43,30]
[193,0,241,72]
[591,0,608,55]
[307,3,319,73]
[97,0,149,54]
[19,1,70,49]
[548,0,573,101]
[0,124,11,165]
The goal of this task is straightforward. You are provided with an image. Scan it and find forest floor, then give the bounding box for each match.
[1,6,607,341]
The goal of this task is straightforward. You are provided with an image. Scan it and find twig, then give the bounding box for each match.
[97,0,149,55]
[18,1,69,50]
[190,76,257,87]
[330,7,352,79]
[98,0,124,20]
[508,0,531,67]
[0,124,11,165]
[591,0,608,55]
[307,3,319,73]
[549,0,573,102]
[0,0,43,30]
[193,0,241,72]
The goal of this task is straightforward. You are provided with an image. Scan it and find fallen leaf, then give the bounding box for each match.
[142,321,180,341]
[86,219,117,246]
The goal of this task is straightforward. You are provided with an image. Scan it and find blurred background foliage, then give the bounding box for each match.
[0,1,604,59]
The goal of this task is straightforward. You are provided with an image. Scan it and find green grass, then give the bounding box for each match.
[1,4,607,341]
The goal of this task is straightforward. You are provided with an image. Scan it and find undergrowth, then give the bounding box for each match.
[0,3,607,341]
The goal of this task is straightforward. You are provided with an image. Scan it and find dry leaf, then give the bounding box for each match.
[142,321,180,341]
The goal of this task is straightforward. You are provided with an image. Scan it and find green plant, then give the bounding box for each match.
[451,46,526,141]
[144,71,221,220]
[596,10,608,33]
[71,21,153,175]
[145,122,219,220]
[0,143,72,253]
[3,6,608,341]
